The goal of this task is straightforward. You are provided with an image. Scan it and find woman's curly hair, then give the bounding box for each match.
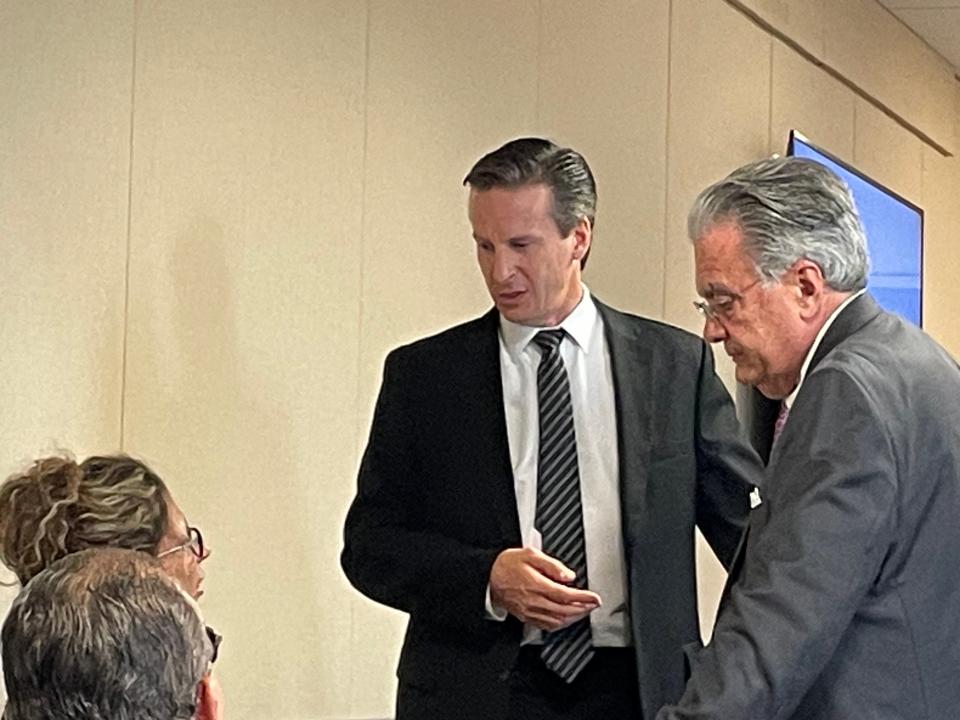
[0,454,170,584]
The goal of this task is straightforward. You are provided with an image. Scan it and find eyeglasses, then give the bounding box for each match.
[157,526,205,560]
[693,278,762,322]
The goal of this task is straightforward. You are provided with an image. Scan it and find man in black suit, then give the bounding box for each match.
[341,137,763,720]
[657,157,960,719]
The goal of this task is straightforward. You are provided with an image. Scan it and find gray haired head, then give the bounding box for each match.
[2,547,212,720]
[464,136,597,241]
[688,156,869,291]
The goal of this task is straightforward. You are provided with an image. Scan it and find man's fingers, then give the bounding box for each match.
[517,595,595,629]
[525,551,602,605]
[488,547,602,625]
[523,609,575,631]
[525,612,565,631]
[530,595,594,618]
[525,548,577,583]
[543,582,602,607]
[523,605,593,631]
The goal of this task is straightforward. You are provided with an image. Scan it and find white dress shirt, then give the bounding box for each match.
[488,286,630,646]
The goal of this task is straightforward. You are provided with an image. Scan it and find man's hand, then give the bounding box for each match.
[489,547,601,631]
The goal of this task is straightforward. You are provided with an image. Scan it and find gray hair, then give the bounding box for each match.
[2,548,212,720]
[464,138,597,267]
[688,156,869,291]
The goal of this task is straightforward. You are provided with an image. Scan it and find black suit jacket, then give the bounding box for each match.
[342,299,763,720]
[659,294,960,719]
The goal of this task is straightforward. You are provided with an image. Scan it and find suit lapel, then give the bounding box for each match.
[467,308,522,545]
[720,522,751,603]
[594,299,654,549]
[808,293,882,374]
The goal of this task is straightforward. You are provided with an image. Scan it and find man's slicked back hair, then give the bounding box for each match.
[464,137,597,238]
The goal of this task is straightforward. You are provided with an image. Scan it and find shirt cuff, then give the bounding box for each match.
[485,583,508,621]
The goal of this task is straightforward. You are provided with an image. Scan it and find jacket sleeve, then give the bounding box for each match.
[340,349,504,636]
[659,366,898,719]
[693,341,762,568]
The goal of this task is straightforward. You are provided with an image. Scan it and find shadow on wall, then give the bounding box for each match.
[136,216,331,715]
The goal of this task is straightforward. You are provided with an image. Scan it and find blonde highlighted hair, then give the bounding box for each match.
[0,454,169,584]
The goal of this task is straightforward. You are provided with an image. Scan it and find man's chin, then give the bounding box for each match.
[735,367,785,400]
[754,385,781,400]
[497,306,536,326]
[754,377,796,400]
[733,365,760,389]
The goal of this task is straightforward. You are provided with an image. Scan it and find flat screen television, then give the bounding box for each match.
[787,130,923,327]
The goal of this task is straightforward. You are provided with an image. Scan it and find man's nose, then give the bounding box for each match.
[702,315,727,343]
[492,250,515,283]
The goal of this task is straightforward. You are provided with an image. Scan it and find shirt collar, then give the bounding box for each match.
[784,288,866,409]
[499,285,599,361]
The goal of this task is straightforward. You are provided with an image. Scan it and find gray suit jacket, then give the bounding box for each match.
[659,293,960,719]
[342,298,762,720]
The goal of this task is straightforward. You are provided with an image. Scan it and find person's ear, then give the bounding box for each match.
[793,260,826,320]
[570,217,591,266]
[196,672,224,720]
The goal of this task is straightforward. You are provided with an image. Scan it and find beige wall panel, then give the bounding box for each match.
[824,0,955,154]
[915,56,959,155]
[358,0,538,384]
[539,0,670,318]
[853,99,924,207]
[730,0,826,59]
[0,2,131,467]
[737,0,956,155]
[821,2,897,108]
[122,3,366,718]
[357,0,540,410]
[666,0,770,336]
[0,1,132,704]
[355,2,539,714]
[667,0,770,635]
[921,148,960,356]
[770,40,855,160]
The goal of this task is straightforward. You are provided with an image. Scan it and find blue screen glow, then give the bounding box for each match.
[788,133,923,326]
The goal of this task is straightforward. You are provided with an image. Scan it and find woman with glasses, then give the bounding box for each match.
[0,454,212,604]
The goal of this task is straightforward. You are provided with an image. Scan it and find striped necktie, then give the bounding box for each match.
[533,329,594,683]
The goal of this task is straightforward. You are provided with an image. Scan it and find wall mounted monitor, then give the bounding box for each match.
[787,130,923,327]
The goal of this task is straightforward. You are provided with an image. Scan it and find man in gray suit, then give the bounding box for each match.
[658,156,960,719]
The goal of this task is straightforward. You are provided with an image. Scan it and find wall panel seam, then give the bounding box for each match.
[767,39,774,155]
[119,0,140,450]
[535,0,543,124]
[661,0,674,319]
